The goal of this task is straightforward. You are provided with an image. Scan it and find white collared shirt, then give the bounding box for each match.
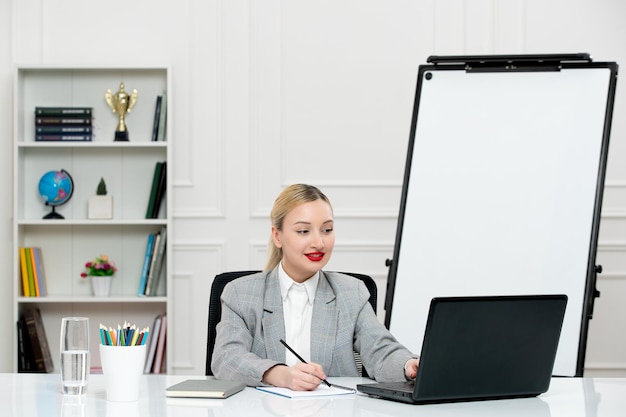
[278,263,319,366]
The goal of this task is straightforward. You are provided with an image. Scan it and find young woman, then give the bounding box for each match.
[211,184,419,390]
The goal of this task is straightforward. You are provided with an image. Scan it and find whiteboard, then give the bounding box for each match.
[385,56,618,377]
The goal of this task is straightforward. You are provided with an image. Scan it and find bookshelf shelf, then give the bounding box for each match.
[18,296,168,304]
[12,66,172,374]
[17,219,168,226]
[18,141,168,149]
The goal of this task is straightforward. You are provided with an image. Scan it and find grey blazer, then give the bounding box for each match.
[211,268,415,386]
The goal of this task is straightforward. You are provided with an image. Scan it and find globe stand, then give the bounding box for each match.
[39,169,74,220]
[43,205,65,220]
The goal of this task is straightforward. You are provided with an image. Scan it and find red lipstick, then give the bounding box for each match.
[305,252,324,262]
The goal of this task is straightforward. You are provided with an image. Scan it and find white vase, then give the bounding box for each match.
[91,276,112,297]
[88,195,114,219]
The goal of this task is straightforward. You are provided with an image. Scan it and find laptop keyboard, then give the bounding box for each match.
[380,380,415,393]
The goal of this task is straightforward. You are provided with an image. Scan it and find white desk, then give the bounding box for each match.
[1,373,625,417]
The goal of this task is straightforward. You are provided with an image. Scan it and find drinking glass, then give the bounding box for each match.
[60,317,90,395]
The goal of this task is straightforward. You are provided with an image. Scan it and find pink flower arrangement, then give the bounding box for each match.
[81,254,117,278]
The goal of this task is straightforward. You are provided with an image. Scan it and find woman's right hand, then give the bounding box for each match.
[263,362,326,391]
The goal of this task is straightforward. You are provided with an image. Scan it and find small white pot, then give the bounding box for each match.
[91,276,112,297]
[88,195,113,219]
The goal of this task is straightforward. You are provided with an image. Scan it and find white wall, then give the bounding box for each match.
[1,0,625,376]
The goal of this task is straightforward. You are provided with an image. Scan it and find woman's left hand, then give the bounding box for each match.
[404,358,420,380]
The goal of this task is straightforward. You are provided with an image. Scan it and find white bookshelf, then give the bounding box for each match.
[12,66,172,373]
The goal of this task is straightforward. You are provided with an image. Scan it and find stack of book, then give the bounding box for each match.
[144,313,167,373]
[19,247,47,297]
[34,106,93,141]
[17,307,54,373]
[137,226,167,297]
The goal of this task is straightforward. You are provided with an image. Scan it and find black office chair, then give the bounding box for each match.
[205,270,378,377]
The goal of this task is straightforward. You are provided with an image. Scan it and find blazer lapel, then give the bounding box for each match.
[262,269,286,362]
[311,272,338,370]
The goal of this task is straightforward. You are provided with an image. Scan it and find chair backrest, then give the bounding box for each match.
[205,270,259,376]
[205,270,378,376]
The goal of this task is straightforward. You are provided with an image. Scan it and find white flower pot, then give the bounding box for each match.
[88,195,114,219]
[91,276,112,297]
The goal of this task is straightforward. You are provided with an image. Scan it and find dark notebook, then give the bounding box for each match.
[357,294,567,404]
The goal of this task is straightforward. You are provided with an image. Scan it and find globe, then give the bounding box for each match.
[38,169,74,219]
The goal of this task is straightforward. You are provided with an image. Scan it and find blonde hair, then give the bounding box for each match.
[264,184,332,271]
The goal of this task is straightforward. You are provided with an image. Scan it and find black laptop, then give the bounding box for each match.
[357,294,567,404]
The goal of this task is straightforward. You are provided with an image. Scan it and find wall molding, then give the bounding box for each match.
[601,211,626,219]
[597,242,626,252]
[250,181,402,219]
[331,241,395,252]
[173,209,225,219]
[172,362,195,371]
[281,180,402,188]
[173,241,226,276]
[251,208,400,220]
[170,270,194,370]
[173,241,226,251]
[596,272,626,281]
[600,182,626,216]
[585,362,626,371]
[246,182,626,220]
[249,240,394,252]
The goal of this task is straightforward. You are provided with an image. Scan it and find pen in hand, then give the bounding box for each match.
[279,339,332,387]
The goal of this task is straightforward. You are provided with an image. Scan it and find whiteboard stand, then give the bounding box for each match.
[384,54,618,377]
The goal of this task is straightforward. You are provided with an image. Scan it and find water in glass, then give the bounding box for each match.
[61,350,89,394]
[60,317,89,395]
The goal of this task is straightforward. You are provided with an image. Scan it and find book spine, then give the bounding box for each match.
[24,308,54,373]
[152,314,167,373]
[146,162,164,218]
[137,233,156,296]
[157,91,167,141]
[147,227,167,296]
[17,317,36,372]
[151,96,162,142]
[151,161,167,218]
[35,117,93,126]
[34,308,54,372]
[24,248,36,297]
[33,247,47,297]
[35,134,93,142]
[144,315,162,373]
[35,106,93,117]
[23,311,44,371]
[29,248,40,297]
[36,126,93,134]
[143,233,161,296]
[19,247,30,297]
[17,318,27,372]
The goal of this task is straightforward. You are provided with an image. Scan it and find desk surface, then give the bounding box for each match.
[1,373,625,417]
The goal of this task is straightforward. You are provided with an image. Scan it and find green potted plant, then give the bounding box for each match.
[88,177,113,219]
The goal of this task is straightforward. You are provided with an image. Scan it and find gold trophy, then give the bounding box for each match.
[105,82,138,141]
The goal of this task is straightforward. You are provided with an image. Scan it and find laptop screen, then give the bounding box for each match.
[413,294,568,402]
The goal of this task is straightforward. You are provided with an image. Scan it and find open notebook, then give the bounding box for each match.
[257,382,355,398]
